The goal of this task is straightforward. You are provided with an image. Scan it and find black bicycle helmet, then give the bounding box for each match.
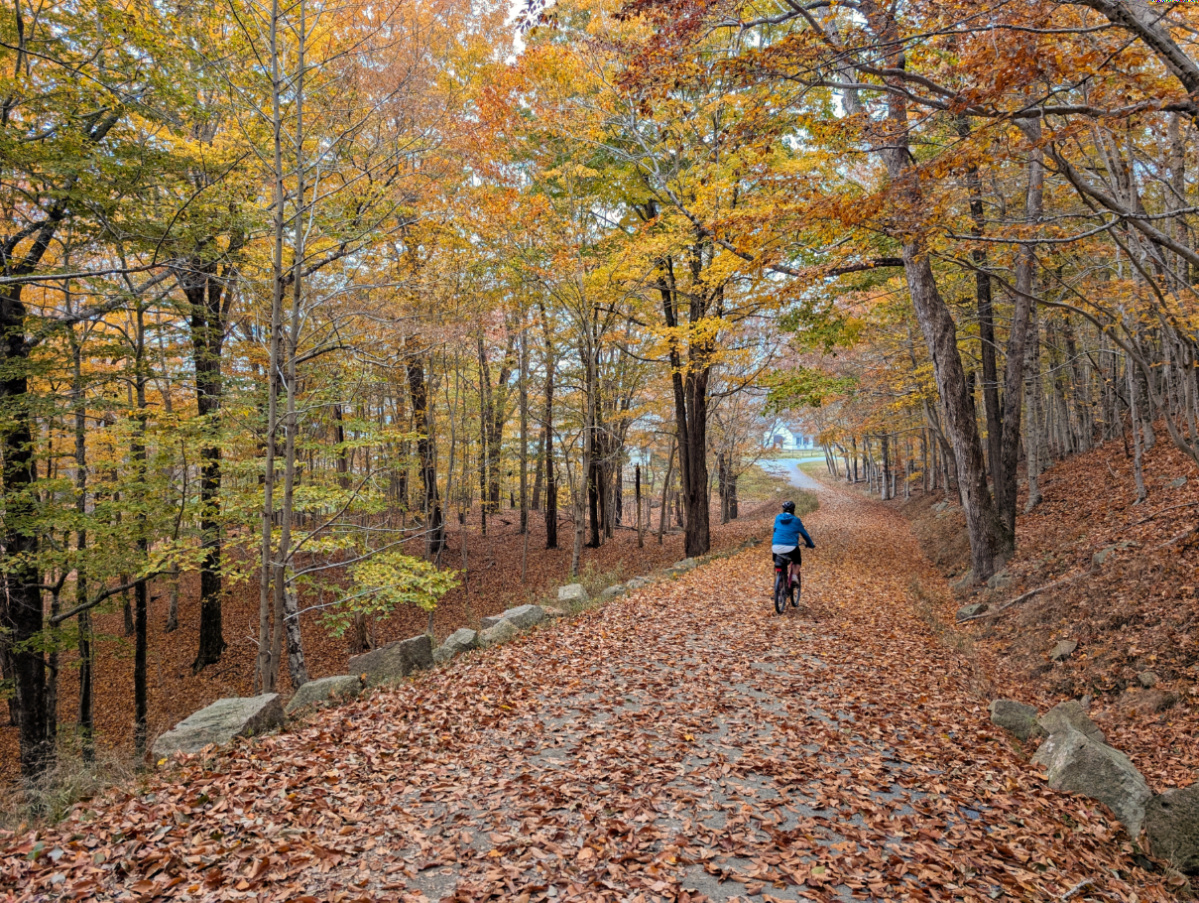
[782,500,796,513]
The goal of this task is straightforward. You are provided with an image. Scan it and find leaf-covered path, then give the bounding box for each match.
[1,483,1176,902]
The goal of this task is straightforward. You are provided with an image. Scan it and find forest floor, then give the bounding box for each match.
[898,429,1199,793]
[0,465,801,788]
[0,475,1180,901]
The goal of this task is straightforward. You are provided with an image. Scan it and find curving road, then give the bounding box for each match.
[762,457,826,495]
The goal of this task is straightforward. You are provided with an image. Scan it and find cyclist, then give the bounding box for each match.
[772,500,814,590]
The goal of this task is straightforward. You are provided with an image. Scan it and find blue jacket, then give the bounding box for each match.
[773,512,814,548]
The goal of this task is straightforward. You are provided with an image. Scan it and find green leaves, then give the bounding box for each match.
[764,366,858,411]
[322,551,460,638]
[779,297,865,355]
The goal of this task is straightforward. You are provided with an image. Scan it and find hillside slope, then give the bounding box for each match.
[904,433,1199,790]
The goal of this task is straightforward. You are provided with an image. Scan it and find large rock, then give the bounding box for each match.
[1049,639,1078,662]
[989,699,1042,741]
[625,576,651,591]
[1032,725,1151,836]
[672,558,699,573]
[433,628,479,664]
[986,570,1013,591]
[479,619,519,648]
[600,585,626,601]
[1143,786,1199,875]
[950,570,975,592]
[153,694,283,759]
[1138,671,1160,689]
[481,606,545,632]
[558,584,588,606]
[349,634,433,687]
[500,604,546,629]
[957,603,988,621]
[1039,700,1105,743]
[285,675,363,717]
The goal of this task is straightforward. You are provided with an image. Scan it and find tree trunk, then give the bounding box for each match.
[332,404,349,489]
[45,583,59,760]
[256,0,287,693]
[718,452,729,524]
[407,352,445,556]
[863,0,996,580]
[531,423,545,512]
[902,248,997,580]
[539,304,558,550]
[995,138,1044,555]
[1127,354,1148,503]
[0,283,51,779]
[660,279,712,556]
[635,463,643,548]
[1024,303,1046,510]
[724,460,733,518]
[272,1,311,693]
[132,303,150,759]
[613,461,622,528]
[658,441,675,544]
[183,250,238,672]
[69,330,94,760]
[350,611,370,654]
[0,114,118,779]
[881,433,892,501]
[477,334,514,518]
[959,120,1004,493]
[477,387,488,536]
[519,325,529,535]
[587,457,601,547]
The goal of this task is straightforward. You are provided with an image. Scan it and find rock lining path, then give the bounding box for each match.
[0,479,1175,902]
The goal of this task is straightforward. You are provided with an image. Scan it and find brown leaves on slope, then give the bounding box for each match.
[0,485,1178,902]
[912,431,1199,793]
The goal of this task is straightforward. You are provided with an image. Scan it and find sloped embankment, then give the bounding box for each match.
[906,434,1199,791]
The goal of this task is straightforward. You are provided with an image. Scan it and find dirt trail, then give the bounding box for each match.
[0,484,1175,902]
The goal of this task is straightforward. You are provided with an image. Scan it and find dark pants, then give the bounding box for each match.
[773,548,802,568]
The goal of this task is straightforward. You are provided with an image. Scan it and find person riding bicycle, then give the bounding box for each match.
[772,501,814,587]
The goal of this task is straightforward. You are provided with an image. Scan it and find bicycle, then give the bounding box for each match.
[772,553,802,614]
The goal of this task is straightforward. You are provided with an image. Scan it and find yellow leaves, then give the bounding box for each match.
[543,163,603,181]
[642,316,732,372]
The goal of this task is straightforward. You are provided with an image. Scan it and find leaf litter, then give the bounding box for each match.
[0,484,1177,901]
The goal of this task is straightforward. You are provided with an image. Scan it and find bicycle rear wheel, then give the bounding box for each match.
[774,571,788,614]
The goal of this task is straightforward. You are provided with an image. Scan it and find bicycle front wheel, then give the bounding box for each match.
[774,571,788,615]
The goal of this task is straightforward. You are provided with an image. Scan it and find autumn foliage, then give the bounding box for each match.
[2,0,1199,896]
